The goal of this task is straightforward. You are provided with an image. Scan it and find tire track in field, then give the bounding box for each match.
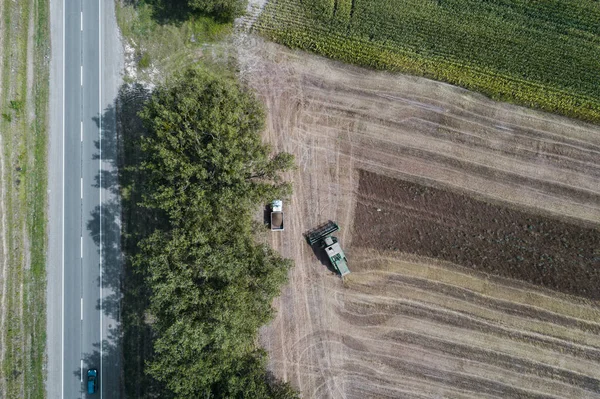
[335,276,600,398]
[304,99,600,181]
[296,103,600,223]
[339,294,600,363]
[300,84,600,206]
[347,273,600,351]
[381,329,600,392]
[380,274,600,341]
[343,251,600,397]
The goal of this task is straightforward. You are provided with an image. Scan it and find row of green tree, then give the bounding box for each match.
[142,0,247,23]
[188,0,246,21]
[132,67,298,398]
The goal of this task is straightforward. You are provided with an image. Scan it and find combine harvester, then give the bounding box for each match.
[306,221,350,277]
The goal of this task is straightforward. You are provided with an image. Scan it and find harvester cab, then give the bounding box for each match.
[306,221,350,277]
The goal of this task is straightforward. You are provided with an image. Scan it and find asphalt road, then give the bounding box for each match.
[48,0,123,397]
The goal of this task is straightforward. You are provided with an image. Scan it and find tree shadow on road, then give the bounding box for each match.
[85,97,125,398]
[86,83,172,398]
[76,325,122,397]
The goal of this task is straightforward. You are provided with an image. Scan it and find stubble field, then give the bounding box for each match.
[236,34,600,398]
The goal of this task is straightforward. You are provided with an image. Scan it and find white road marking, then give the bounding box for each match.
[80,298,83,320]
[80,65,83,86]
[61,0,65,396]
[80,359,83,382]
[99,1,104,396]
[80,11,83,31]
[80,120,83,142]
[80,177,83,199]
[80,236,83,259]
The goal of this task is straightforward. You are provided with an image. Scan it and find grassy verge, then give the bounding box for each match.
[256,0,600,123]
[0,0,49,395]
[115,1,231,83]
[29,0,50,396]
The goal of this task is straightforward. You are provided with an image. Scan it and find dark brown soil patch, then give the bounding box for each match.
[271,212,283,229]
[353,170,600,300]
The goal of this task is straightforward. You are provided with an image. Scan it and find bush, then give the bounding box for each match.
[9,99,24,113]
[138,51,151,69]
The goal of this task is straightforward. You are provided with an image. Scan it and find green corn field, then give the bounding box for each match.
[255,0,600,123]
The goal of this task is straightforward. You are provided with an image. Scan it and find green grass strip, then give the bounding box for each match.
[0,0,48,395]
[27,0,50,396]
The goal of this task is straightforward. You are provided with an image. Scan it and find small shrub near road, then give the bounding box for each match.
[137,51,151,69]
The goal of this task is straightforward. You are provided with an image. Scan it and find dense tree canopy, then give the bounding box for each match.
[187,0,246,22]
[135,67,297,398]
[139,67,291,224]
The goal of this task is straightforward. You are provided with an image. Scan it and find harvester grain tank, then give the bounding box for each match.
[306,221,350,277]
[270,200,284,231]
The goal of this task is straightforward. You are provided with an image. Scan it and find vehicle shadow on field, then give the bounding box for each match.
[309,244,339,275]
[303,228,340,275]
[263,204,272,228]
[85,83,172,398]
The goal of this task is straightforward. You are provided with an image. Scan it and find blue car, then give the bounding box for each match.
[87,369,97,394]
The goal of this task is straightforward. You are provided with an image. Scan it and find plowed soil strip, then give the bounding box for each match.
[354,169,600,300]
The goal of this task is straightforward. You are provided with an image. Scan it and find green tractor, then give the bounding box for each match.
[306,221,350,277]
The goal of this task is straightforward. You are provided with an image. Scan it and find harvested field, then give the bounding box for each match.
[236,35,600,398]
[340,252,600,398]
